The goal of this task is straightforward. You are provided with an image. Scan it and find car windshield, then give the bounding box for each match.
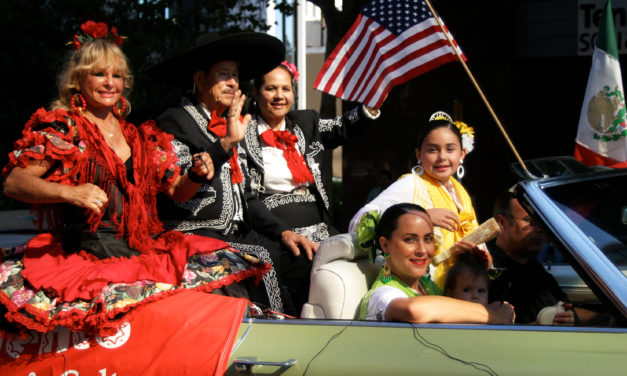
[543,174,627,272]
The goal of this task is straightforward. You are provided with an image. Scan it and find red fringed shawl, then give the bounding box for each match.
[3,108,180,253]
[0,109,270,335]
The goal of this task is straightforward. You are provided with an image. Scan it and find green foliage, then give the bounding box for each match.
[274,0,296,16]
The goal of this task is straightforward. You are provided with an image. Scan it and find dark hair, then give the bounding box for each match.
[253,63,293,92]
[492,189,516,218]
[443,252,489,293]
[415,119,463,150]
[377,203,429,240]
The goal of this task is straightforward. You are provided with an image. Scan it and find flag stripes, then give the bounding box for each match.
[314,1,465,109]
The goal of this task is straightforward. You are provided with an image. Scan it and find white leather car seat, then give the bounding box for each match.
[300,233,381,319]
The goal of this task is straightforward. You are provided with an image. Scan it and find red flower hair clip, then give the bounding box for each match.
[69,20,125,50]
[470,247,490,270]
[280,60,299,82]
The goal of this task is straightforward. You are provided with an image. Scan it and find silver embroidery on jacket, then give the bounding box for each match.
[163,98,237,231]
[293,222,330,243]
[227,241,284,313]
[244,118,264,168]
[262,192,317,210]
[347,106,360,123]
[292,125,307,155]
[305,141,329,209]
[165,163,234,231]
[318,116,343,133]
[172,139,192,170]
[180,97,218,143]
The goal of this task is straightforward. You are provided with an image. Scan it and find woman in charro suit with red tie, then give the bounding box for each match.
[244,62,381,310]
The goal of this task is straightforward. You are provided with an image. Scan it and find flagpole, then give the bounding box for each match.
[423,0,532,175]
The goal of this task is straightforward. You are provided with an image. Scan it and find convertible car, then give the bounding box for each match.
[1,157,626,375]
[225,157,627,375]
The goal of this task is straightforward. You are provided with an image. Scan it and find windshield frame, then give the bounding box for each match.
[517,169,627,320]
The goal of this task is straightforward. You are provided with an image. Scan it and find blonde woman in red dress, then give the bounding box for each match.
[0,21,267,336]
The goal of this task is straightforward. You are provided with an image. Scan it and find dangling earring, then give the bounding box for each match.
[113,96,127,118]
[457,160,465,179]
[412,160,424,176]
[382,252,392,283]
[71,93,86,113]
[192,82,197,96]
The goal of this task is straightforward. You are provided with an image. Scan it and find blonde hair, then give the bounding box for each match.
[52,39,133,117]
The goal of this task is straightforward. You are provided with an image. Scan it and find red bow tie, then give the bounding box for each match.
[260,129,313,186]
[207,110,242,184]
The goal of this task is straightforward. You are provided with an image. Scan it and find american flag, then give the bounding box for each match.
[314,0,466,109]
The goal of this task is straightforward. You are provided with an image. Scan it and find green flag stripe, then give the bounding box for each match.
[596,0,620,59]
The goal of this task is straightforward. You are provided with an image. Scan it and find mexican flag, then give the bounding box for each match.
[575,0,627,168]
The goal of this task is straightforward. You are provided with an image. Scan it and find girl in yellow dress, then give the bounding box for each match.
[350,111,489,288]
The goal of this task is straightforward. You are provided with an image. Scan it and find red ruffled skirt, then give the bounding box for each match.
[0,232,269,336]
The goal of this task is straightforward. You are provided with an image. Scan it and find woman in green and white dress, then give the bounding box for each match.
[358,203,514,324]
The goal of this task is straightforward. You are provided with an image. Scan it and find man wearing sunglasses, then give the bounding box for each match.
[488,190,575,325]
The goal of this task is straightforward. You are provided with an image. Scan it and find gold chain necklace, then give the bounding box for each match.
[99,121,117,138]
[85,114,117,138]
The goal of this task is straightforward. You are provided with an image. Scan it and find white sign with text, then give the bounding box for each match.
[579,0,627,55]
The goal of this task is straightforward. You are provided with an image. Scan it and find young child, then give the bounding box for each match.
[444,252,489,306]
[350,111,490,288]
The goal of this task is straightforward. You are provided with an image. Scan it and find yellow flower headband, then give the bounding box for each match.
[429,111,475,153]
[454,121,475,153]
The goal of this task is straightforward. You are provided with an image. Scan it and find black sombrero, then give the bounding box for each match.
[149,32,285,85]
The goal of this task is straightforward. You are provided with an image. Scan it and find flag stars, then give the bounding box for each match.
[363,0,436,33]
[317,0,463,107]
